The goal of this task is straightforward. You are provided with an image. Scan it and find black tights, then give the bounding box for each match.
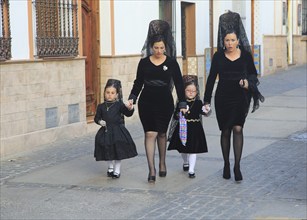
[145,131,167,176]
[220,125,243,168]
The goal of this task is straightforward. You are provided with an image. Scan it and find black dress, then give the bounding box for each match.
[168,99,208,154]
[129,56,186,133]
[204,50,256,130]
[94,101,138,161]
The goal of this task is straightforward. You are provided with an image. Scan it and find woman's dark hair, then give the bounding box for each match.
[149,34,167,47]
[223,29,239,40]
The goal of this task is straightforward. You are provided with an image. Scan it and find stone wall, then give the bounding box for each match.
[263,35,288,75]
[293,36,307,65]
[263,35,307,75]
[0,58,87,157]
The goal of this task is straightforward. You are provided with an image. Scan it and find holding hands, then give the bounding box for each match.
[125,99,134,111]
[202,104,211,115]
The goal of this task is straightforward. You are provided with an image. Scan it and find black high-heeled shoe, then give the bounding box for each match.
[148,174,156,183]
[223,164,231,179]
[234,167,243,181]
[159,171,167,177]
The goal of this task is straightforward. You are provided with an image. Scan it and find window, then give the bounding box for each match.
[33,0,79,58]
[159,0,173,29]
[298,4,301,26]
[283,2,287,26]
[0,0,11,61]
[302,0,307,35]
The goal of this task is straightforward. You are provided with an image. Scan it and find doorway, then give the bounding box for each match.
[181,2,196,75]
[82,0,101,120]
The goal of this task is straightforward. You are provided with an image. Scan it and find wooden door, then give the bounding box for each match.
[82,0,100,118]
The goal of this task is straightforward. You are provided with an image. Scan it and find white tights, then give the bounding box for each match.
[108,160,121,174]
[181,153,197,174]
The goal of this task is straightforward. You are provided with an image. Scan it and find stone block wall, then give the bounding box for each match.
[263,35,288,75]
[0,58,87,157]
[263,35,307,75]
[293,36,307,65]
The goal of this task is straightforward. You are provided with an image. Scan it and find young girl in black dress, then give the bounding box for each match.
[168,75,209,178]
[94,79,137,179]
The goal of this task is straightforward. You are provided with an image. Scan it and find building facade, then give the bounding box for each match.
[1,0,306,157]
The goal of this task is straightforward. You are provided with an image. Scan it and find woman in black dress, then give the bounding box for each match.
[128,20,187,183]
[203,11,264,181]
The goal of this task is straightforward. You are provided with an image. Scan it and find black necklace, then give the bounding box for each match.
[105,101,116,111]
[187,98,196,114]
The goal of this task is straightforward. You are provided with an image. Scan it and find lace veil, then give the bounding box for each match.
[141,19,176,59]
[217,11,251,53]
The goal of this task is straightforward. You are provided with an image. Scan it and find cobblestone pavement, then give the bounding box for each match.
[130,130,307,220]
[1,129,306,220]
[1,64,306,220]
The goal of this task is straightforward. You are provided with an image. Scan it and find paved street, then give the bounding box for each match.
[1,64,306,220]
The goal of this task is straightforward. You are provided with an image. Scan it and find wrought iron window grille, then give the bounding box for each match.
[33,0,79,58]
[0,0,11,61]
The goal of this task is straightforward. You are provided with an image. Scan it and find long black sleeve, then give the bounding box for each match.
[204,52,219,104]
[128,59,144,104]
[120,101,134,117]
[94,104,103,125]
[171,60,186,109]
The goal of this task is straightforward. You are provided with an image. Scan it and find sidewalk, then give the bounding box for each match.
[1,64,306,220]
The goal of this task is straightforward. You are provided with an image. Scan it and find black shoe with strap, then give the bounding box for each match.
[189,173,195,178]
[112,172,120,179]
[183,164,189,172]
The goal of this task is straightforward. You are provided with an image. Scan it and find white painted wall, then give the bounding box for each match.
[274,0,283,35]
[100,1,112,56]
[175,1,182,56]
[213,1,233,48]
[259,0,275,35]
[195,1,210,54]
[113,1,158,55]
[10,0,29,59]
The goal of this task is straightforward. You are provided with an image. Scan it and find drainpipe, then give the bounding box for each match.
[287,0,293,65]
[172,0,176,43]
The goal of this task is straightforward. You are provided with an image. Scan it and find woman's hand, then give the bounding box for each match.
[125,100,134,110]
[202,104,211,114]
[239,79,249,90]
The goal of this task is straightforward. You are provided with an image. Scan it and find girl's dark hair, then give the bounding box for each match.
[184,81,197,89]
[103,79,122,101]
[104,83,119,94]
[149,34,167,47]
